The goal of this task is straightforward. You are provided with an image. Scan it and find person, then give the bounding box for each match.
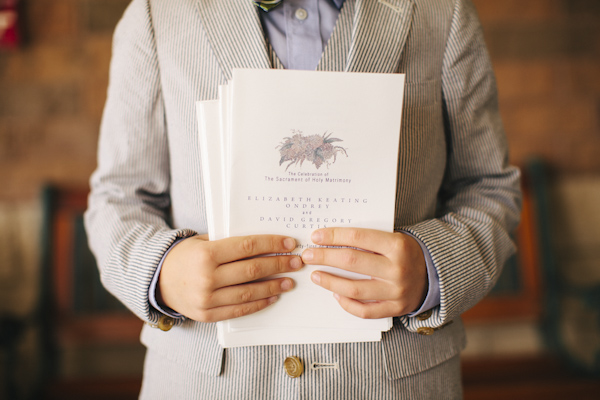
[85,0,521,398]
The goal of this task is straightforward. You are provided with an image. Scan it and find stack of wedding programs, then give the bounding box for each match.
[196,69,405,347]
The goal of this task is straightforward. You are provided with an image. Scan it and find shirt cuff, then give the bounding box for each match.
[401,231,441,316]
[149,238,185,319]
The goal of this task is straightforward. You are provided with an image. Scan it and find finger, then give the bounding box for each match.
[311,228,400,256]
[207,278,295,308]
[192,296,280,323]
[216,255,303,287]
[208,235,297,265]
[302,247,390,278]
[334,294,406,319]
[311,271,396,301]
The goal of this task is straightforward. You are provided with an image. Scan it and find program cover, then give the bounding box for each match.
[199,69,405,347]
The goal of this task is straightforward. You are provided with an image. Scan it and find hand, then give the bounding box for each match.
[158,234,303,322]
[301,228,427,319]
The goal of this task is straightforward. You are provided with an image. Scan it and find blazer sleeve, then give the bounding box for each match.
[399,0,522,331]
[84,0,196,324]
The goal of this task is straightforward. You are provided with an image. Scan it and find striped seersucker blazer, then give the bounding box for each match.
[85,0,521,398]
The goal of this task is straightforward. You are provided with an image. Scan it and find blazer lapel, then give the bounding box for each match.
[345,0,414,73]
[196,0,271,81]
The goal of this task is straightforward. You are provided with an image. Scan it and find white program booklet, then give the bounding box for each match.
[197,69,405,347]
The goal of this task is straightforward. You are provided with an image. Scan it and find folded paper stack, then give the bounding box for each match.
[196,69,405,347]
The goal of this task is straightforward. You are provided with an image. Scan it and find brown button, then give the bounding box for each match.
[417,327,434,336]
[416,309,433,321]
[284,356,304,378]
[157,315,174,331]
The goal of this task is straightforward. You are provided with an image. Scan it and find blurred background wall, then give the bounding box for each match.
[0,0,599,399]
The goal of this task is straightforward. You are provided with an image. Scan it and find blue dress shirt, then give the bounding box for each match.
[260,0,344,70]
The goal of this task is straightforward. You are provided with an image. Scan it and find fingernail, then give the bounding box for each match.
[281,279,293,291]
[267,295,279,304]
[284,238,296,250]
[333,293,340,301]
[302,249,314,262]
[290,257,302,269]
[311,272,321,284]
[311,230,323,244]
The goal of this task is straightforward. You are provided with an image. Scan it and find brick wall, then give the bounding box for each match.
[0,0,129,201]
[472,0,600,174]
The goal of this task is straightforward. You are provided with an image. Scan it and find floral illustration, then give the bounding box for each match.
[277,130,348,171]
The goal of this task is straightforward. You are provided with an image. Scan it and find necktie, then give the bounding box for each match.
[253,0,283,12]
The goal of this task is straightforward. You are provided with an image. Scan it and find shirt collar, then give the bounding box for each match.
[256,0,345,11]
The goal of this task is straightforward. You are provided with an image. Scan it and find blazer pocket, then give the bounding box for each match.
[381,318,465,379]
[404,79,441,108]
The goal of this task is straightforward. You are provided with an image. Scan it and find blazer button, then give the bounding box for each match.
[157,315,175,331]
[416,309,433,321]
[284,356,304,378]
[417,327,434,336]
